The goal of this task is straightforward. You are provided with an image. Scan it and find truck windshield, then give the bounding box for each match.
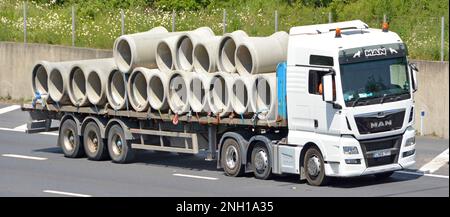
[340,57,410,107]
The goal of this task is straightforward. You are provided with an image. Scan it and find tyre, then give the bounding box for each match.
[107,124,134,163]
[374,171,394,180]
[303,146,329,186]
[59,119,85,158]
[83,122,109,161]
[251,143,272,180]
[221,138,244,177]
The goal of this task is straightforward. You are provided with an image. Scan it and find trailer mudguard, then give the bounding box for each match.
[105,118,136,140]
[81,116,108,139]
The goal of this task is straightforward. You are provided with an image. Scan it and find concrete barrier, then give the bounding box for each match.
[0,42,448,138]
[0,42,112,100]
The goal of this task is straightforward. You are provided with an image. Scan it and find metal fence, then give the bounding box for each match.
[2,2,448,61]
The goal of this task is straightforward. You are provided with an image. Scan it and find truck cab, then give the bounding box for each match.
[283,20,418,185]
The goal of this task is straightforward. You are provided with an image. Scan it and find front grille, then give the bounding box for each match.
[360,135,402,167]
[355,110,405,134]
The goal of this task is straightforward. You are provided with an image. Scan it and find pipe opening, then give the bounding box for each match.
[156,42,173,72]
[32,64,48,94]
[130,71,148,110]
[116,39,132,71]
[148,75,165,109]
[109,70,126,107]
[70,67,86,104]
[189,77,206,112]
[210,76,228,112]
[232,79,248,114]
[177,36,193,71]
[48,69,64,101]
[193,44,210,73]
[236,45,253,75]
[253,77,272,112]
[87,71,102,103]
[169,74,188,112]
[219,38,236,73]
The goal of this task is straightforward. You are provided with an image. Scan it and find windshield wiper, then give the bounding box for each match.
[380,92,410,104]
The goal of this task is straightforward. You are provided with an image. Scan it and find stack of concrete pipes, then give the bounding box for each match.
[31,26,288,121]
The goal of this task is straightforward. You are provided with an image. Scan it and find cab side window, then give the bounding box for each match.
[308,70,328,95]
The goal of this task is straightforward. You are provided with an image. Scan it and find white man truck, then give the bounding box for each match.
[22,20,418,186]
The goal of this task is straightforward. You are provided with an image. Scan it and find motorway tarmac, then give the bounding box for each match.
[0,103,448,197]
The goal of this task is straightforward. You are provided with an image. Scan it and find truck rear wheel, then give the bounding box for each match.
[304,147,329,186]
[221,138,244,177]
[59,119,84,158]
[107,124,134,163]
[83,122,109,161]
[251,143,272,180]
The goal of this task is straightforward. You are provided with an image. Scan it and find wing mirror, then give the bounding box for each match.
[409,63,418,92]
[322,69,342,109]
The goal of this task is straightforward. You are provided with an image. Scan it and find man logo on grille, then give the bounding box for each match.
[370,120,393,129]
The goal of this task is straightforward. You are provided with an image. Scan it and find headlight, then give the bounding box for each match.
[343,146,359,155]
[405,137,415,147]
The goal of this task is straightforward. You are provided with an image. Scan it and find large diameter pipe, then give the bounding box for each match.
[86,58,117,106]
[68,58,113,106]
[230,75,253,115]
[193,36,221,74]
[174,27,215,72]
[168,71,192,115]
[235,31,288,75]
[156,35,179,73]
[147,69,169,111]
[31,61,53,100]
[208,72,236,117]
[127,67,152,112]
[48,61,79,105]
[189,73,214,113]
[250,73,277,121]
[217,30,248,73]
[113,26,169,73]
[106,70,129,110]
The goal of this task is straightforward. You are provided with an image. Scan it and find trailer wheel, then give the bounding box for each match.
[251,143,272,180]
[83,122,109,161]
[221,138,244,177]
[304,146,329,186]
[107,124,134,163]
[59,119,84,158]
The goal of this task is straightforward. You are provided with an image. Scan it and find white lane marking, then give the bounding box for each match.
[43,190,92,197]
[2,154,47,161]
[0,105,20,115]
[419,148,449,173]
[0,126,58,136]
[173,173,219,181]
[396,170,449,179]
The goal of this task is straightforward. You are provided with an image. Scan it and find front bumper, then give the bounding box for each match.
[324,127,416,177]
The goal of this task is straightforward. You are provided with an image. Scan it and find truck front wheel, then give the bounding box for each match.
[251,143,272,180]
[83,122,109,161]
[221,138,244,177]
[304,147,329,186]
[59,119,85,158]
[107,125,134,163]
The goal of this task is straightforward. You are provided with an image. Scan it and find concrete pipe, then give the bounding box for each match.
[86,58,117,106]
[127,67,152,112]
[230,75,253,115]
[217,30,248,73]
[174,27,215,72]
[189,73,214,113]
[113,26,170,73]
[48,61,79,105]
[31,61,53,100]
[68,59,113,106]
[235,31,288,75]
[147,69,169,111]
[106,70,129,110]
[208,72,237,117]
[168,71,192,115]
[193,36,221,74]
[250,73,277,121]
[156,35,179,73]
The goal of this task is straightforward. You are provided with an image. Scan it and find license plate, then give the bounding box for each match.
[372,150,391,158]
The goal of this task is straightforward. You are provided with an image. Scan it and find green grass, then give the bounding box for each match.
[0,0,448,60]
